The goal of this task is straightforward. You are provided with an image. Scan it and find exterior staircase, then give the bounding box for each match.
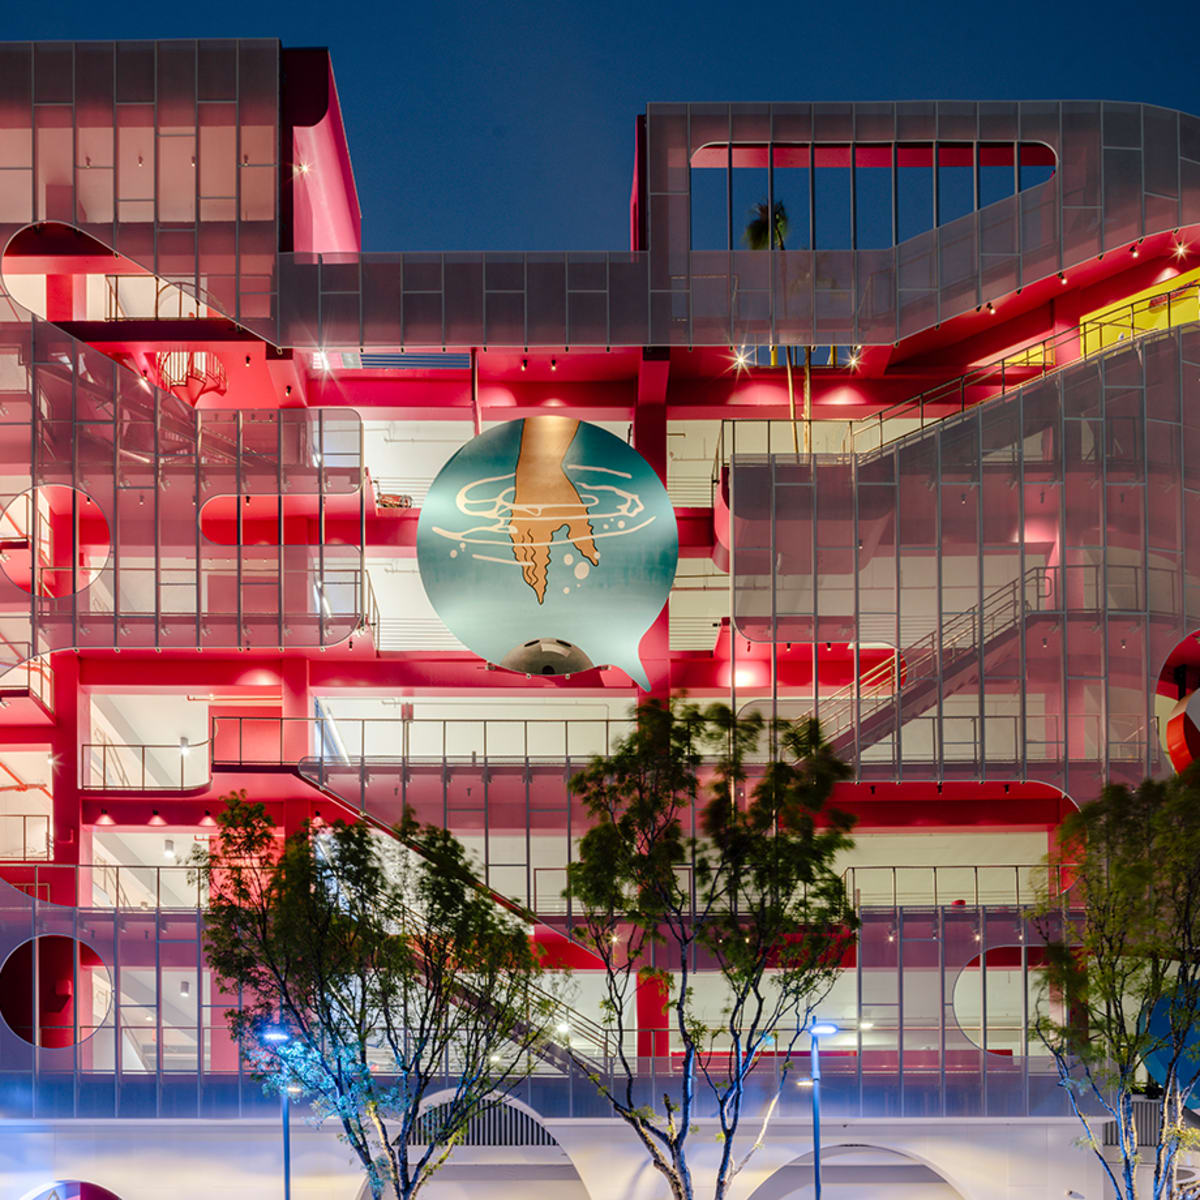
[807,567,1050,761]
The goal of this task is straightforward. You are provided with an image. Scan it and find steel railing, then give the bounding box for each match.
[81,698,1162,794]
[746,562,1170,765]
[210,714,640,769]
[842,863,1075,909]
[82,741,211,791]
[711,276,1200,489]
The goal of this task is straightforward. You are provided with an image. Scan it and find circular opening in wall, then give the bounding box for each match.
[1155,632,1200,771]
[23,1184,124,1200]
[0,485,110,597]
[0,934,112,1047]
[951,944,1050,1056]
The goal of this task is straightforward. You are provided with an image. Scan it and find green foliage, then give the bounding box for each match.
[1031,769,1200,1200]
[565,699,856,1200]
[196,792,553,1200]
[743,201,789,251]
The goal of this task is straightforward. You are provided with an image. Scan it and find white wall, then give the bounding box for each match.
[0,1114,1110,1200]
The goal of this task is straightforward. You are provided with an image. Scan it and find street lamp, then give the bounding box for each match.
[807,1021,838,1200]
[261,1025,293,1200]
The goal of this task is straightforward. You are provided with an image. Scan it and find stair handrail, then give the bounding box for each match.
[810,564,1054,742]
[715,276,1200,487]
[843,277,1200,456]
[373,850,611,1069]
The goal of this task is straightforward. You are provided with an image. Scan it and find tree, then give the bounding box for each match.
[743,200,789,252]
[197,793,555,1200]
[743,199,809,452]
[565,699,857,1200]
[1031,771,1200,1200]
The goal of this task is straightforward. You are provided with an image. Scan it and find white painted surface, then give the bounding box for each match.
[0,1114,1108,1200]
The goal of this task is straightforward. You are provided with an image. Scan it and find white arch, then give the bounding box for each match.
[409,1088,550,1128]
[745,1140,969,1200]
[352,1093,590,1200]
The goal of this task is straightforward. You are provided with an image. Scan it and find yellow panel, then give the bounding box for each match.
[1079,266,1200,356]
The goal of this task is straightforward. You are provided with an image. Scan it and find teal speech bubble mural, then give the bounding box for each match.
[417,416,678,687]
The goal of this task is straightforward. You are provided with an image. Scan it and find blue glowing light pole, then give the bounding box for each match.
[808,1021,839,1200]
[262,1025,292,1200]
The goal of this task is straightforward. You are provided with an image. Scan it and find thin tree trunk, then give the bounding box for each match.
[785,346,797,454]
[803,346,812,454]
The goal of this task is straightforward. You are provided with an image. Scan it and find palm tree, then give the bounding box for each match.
[743,200,789,251]
[743,201,807,452]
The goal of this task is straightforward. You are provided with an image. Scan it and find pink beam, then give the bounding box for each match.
[305,376,636,420]
[197,503,717,559]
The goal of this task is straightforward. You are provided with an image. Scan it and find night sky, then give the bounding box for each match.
[7,0,1198,253]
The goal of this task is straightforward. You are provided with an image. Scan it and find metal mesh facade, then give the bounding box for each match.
[260,101,1200,348]
[730,324,1197,800]
[0,39,279,326]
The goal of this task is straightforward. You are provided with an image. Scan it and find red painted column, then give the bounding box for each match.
[636,971,670,1059]
[280,656,311,836]
[45,651,83,905]
[44,275,72,321]
[635,349,671,700]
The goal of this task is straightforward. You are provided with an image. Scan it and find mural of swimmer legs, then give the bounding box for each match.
[417,416,678,686]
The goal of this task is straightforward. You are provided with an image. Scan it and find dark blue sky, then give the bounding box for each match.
[7,0,1197,252]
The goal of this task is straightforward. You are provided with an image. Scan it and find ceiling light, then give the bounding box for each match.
[520,358,527,371]
[1131,245,1139,257]
[1058,271,1067,284]
[550,358,557,371]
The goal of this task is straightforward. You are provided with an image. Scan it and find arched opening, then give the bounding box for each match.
[1156,631,1200,770]
[0,485,110,597]
[746,1143,966,1199]
[353,1097,588,1199]
[950,943,1053,1057]
[0,934,112,1048]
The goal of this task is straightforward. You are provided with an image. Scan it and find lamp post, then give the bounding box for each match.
[808,1021,838,1200]
[262,1025,292,1200]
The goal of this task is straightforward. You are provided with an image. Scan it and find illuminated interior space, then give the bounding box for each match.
[2,37,1200,1200]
